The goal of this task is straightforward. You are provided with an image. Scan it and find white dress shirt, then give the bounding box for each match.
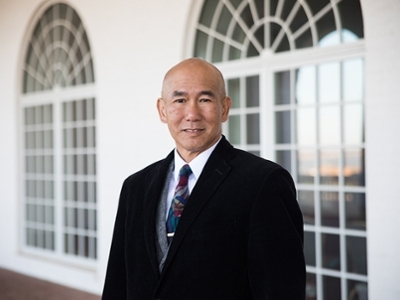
[165,137,221,219]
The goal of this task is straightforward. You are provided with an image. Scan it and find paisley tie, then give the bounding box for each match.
[166,164,192,244]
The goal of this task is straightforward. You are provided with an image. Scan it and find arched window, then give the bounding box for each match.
[194,0,363,61]
[21,3,97,264]
[193,0,366,299]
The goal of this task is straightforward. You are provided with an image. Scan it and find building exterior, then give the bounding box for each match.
[0,0,399,299]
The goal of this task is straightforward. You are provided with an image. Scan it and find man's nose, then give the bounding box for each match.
[185,101,201,121]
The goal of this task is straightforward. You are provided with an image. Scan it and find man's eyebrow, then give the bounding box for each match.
[172,90,187,97]
[198,90,216,97]
[171,90,216,97]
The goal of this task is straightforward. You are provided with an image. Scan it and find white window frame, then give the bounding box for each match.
[19,1,97,269]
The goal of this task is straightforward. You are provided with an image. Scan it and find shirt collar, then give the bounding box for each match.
[173,136,221,181]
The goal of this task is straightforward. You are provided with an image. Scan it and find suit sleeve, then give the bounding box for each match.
[248,167,306,299]
[102,178,130,299]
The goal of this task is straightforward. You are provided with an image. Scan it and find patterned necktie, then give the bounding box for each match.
[166,164,192,244]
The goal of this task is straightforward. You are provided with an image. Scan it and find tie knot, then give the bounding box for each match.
[179,164,192,178]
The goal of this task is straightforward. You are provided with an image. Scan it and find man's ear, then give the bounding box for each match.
[157,98,167,123]
[221,96,231,122]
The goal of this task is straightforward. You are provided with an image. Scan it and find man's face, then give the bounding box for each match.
[157,60,231,162]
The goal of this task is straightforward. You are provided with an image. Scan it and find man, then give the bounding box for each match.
[102,58,305,299]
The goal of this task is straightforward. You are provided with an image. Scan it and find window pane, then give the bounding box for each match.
[43,104,53,123]
[246,75,259,107]
[228,115,240,144]
[320,150,339,185]
[44,155,53,174]
[344,104,364,144]
[275,110,291,143]
[275,71,290,105]
[194,30,208,59]
[298,190,314,225]
[297,150,315,184]
[247,42,259,57]
[216,6,231,35]
[25,107,35,125]
[306,272,317,300]
[345,192,366,230]
[319,106,340,145]
[232,23,246,43]
[296,66,316,104]
[212,38,224,63]
[228,78,240,109]
[254,26,264,49]
[26,204,35,222]
[343,58,363,101]
[304,231,316,266]
[320,191,339,227]
[318,62,340,103]
[297,107,316,145]
[43,130,53,148]
[35,106,43,124]
[26,156,34,173]
[295,28,313,49]
[45,180,54,199]
[240,4,253,28]
[199,0,217,27]
[25,132,35,149]
[348,280,368,300]
[276,150,291,172]
[344,148,365,186]
[323,275,341,300]
[229,46,241,60]
[346,236,367,275]
[246,113,260,144]
[322,233,340,270]
[338,0,364,40]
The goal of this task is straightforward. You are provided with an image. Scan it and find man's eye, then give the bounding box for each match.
[200,98,211,102]
[175,99,185,103]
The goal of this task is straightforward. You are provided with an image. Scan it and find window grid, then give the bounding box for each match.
[273,59,366,299]
[62,98,97,259]
[23,104,55,251]
[195,0,363,62]
[21,3,97,264]
[23,3,94,93]
[225,75,261,156]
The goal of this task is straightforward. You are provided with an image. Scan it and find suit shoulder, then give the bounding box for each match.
[231,147,282,170]
[123,158,164,186]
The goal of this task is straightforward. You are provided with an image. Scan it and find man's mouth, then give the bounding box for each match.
[183,129,204,133]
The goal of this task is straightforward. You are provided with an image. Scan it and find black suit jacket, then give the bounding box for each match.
[103,137,305,299]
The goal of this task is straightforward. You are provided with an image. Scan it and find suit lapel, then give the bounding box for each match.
[159,137,234,278]
[143,151,174,279]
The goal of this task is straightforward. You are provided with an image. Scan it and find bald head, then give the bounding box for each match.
[161,58,226,100]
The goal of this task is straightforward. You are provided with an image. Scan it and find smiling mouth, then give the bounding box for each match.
[183,129,204,133]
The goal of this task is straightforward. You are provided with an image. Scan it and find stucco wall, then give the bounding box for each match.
[363,0,400,298]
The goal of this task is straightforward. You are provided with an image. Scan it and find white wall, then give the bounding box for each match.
[363,0,400,299]
[0,0,23,288]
